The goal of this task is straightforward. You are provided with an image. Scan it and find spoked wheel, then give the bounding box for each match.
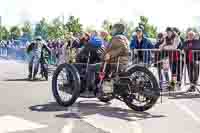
[52,63,81,107]
[124,66,160,112]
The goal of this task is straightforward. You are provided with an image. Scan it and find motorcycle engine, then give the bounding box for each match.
[113,78,131,96]
[102,80,114,94]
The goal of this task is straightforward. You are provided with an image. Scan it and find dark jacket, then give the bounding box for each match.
[130,36,154,63]
[181,40,200,63]
[130,36,154,49]
[76,43,102,64]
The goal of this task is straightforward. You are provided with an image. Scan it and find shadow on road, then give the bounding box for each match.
[3,78,47,82]
[29,101,166,121]
[168,93,200,99]
[29,102,68,112]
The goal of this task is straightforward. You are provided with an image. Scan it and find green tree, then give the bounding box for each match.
[102,19,112,33]
[21,21,32,40]
[127,21,134,39]
[48,17,65,39]
[9,26,21,40]
[138,16,157,38]
[65,16,82,34]
[34,18,49,40]
[0,26,9,40]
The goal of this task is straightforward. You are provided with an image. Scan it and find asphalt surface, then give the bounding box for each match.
[0,59,200,133]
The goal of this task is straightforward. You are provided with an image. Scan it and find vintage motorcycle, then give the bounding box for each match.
[52,51,160,112]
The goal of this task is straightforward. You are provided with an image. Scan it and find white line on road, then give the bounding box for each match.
[83,114,142,133]
[61,99,143,133]
[174,101,200,124]
[61,121,74,133]
[81,99,142,133]
[0,115,47,133]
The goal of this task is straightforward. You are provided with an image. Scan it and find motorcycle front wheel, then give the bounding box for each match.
[52,63,81,107]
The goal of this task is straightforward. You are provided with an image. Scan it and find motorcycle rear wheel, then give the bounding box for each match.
[124,65,160,112]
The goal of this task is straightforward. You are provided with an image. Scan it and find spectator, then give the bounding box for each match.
[130,26,154,63]
[159,27,181,86]
[155,33,164,48]
[159,27,180,49]
[195,32,200,40]
[155,33,166,81]
[173,27,184,87]
[182,30,200,91]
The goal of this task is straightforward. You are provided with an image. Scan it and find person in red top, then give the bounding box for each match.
[182,30,200,91]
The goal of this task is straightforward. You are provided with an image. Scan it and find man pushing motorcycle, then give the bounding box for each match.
[27,36,51,81]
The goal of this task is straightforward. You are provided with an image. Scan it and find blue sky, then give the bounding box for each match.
[0,0,200,31]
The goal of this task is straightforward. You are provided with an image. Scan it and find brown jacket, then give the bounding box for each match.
[104,35,129,64]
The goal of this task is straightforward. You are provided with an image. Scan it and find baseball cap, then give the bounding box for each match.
[35,36,42,41]
[136,27,143,32]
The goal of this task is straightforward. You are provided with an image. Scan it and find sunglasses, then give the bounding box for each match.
[36,39,42,42]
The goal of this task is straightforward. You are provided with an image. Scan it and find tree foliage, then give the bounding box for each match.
[138,16,157,38]
[102,19,112,33]
[48,17,65,39]
[0,26,9,40]
[21,21,32,40]
[0,15,160,41]
[9,26,21,40]
[126,22,134,39]
[22,21,32,33]
[34,18,48,40]
[65,16,82,35]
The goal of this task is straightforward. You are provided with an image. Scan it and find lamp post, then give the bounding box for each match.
[0,16,2,40]
[61,13,65,38]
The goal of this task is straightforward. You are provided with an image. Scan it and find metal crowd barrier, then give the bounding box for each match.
[130,49,200,94]
[130,49,184,93]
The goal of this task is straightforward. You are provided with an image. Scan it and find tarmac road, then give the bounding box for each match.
[0,59,200,133]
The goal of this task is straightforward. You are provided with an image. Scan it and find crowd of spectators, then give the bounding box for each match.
[1,25,200,90]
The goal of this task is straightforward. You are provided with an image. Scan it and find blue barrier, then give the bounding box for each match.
[0,47,57,65]
[0,47,29,62]
[0,47,8,57]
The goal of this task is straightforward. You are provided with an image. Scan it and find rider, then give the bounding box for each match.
[103,23,129,78]
[27,36,50,80]
[76,32,103,63]
[74,32,104,96]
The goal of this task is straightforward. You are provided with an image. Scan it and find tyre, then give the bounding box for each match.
[123,65,160,112]
[52,63,81,107]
